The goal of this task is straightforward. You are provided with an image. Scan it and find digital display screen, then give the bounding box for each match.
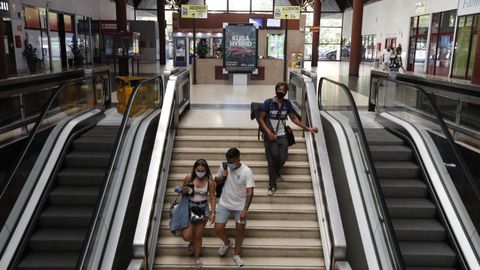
[266,18,281,28]
[248,18,263,29]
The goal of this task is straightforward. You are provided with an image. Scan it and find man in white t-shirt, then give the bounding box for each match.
[214,147,255,267]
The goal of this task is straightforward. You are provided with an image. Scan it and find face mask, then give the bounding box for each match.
[227,163,239,170]
[195,171,206,178]
[276,91,286,99]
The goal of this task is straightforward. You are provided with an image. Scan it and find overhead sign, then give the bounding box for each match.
[458,0,480,16]
[274,6,300,20]
[0,0,10,18]
[415,1,425,14]
[181,4,208,19]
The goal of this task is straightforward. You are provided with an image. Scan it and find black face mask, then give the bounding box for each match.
[276,91,286,99]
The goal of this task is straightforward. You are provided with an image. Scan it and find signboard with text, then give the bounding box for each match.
[223,23,258,73]
[458,0,480,16]
[274,6,300,20]
[181,4,208,19]
[0,0,10,18]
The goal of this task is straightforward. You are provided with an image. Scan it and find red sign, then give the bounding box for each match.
[24,6,40,29]
[48,12,58,31]
[64,15,73,32]
[15,35,21,48]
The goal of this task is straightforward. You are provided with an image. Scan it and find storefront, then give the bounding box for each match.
[407,14,430,73]
[452,13,479,79]
[426,10,456,77]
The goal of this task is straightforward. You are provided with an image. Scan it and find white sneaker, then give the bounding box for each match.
[217,240,232,256]
[267,187,276,196]
[233,255,245,267]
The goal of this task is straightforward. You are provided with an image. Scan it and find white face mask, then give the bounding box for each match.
[227,163,239,170]
[195,171,206,178]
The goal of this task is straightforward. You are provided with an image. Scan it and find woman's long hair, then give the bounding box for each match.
[190,159,211,182]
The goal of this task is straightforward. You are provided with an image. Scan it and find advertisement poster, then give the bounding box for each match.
[223,23,258,73]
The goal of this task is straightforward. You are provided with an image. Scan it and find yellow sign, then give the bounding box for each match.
[274,6,300,20]
[181,4,208,19]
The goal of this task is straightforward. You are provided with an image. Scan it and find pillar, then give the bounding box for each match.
[471,24,480,85]
[116,0,128,75]
[158,0,166,65]
[349,0,363,76]
[58,15,67,69]
[0,18,7,79]
[311,0,321,67]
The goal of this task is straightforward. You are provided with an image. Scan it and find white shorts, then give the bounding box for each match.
[215,204,246,224]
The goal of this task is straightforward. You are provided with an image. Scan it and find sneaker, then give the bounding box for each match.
[267,187,276,196]
[187,243,194,256]
[195,258,203,268]
[233,255,245,267]
[217,240,232,256]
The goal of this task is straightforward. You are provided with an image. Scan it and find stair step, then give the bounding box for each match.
[154,255,325,269]
[380,179,428,198]
[39,206,93,227]
[170,160,310,175]
[162,203,317,220]
[176,128,304,137]
[64,151,111,168]
[399,242,457,267]
[73,136,115,151]
[174,135,306,149]
[365,129,405,145]
[56,168,106,186]
[375,161,420,179]
[157,237,322,257]
[28,228,87,251]
[370,145,413,161]
[392,219,446,241]
[160,219,320,238]
[172,147,308,161]
[49,186,100,206]
[386,198,436,218]
[17,252,79,270]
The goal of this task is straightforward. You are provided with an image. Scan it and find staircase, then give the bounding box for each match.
[365,128,459,269]
[15,125,118,270]
[156,128,325,269]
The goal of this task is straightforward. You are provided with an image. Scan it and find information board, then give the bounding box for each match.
[274,6,300,20]
[181,4,208,19]
[223,23,258,73]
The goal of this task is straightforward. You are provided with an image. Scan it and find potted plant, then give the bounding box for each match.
[22,40,39,73]
[196,41,209,58]
[68,37,84,67]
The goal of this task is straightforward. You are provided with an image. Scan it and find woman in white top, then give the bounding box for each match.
[180,159,216,268]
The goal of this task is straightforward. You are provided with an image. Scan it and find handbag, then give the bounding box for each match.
[215,162,228,198]
[285,125,295,146]
[190,205,205,223]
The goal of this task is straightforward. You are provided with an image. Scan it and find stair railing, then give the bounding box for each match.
[289,70,349,269]
[375,77,480,266]
[318,77,405,270]
[78,74,164,269]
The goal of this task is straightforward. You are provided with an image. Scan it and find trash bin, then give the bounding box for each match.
[116,76,155,115]
[374,59,380,68]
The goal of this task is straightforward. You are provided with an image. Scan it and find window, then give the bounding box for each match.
[228,0,249,12]
[452,14,480,79]
[206,0,227,11]
[252,0,272,12]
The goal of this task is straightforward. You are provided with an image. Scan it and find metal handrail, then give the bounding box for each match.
[319,77,405,270]
[78,74,163,269]
[1,76,104,202]
[374,77,480,228]
[289,70,347,269]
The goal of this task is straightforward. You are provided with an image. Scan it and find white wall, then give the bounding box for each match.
[10,0,134,72]
[342,0,460,64]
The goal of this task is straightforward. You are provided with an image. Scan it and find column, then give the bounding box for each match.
[157,0,166,65]
[348,0,363,76]
[471,24,480,85]
[0,18,6,79]
[116,0,128,75]
[311,0,321,66]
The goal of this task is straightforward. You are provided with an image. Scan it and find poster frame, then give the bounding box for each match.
[222,22,258,74]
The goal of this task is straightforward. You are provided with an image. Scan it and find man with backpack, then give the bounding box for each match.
[257,82,318,196]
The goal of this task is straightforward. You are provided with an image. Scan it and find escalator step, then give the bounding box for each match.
[72,136,116,151]
[82,126,119,137]
[392,219,446,241]
[39,206,93,227]
[386,198,436,218]
[370,145,413,161]
[49,187,100,206]
[56,168,106,186]
[380,179,428,198]
[28,228,87,251]
[17,252,79,270]
[365,129,405,145]
[399,242,457,267]
[64,151,111,168]
[375,161,420,179]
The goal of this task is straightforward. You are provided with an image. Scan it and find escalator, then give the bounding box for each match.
[366,127,459,268]
[15,125,118,269]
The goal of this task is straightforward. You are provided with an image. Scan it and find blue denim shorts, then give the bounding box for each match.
[215,204,247,224]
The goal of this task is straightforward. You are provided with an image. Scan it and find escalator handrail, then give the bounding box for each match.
[78,74,164,269]
[0,76,105,202]
[318,77,404,270]
[374,77,480,219]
